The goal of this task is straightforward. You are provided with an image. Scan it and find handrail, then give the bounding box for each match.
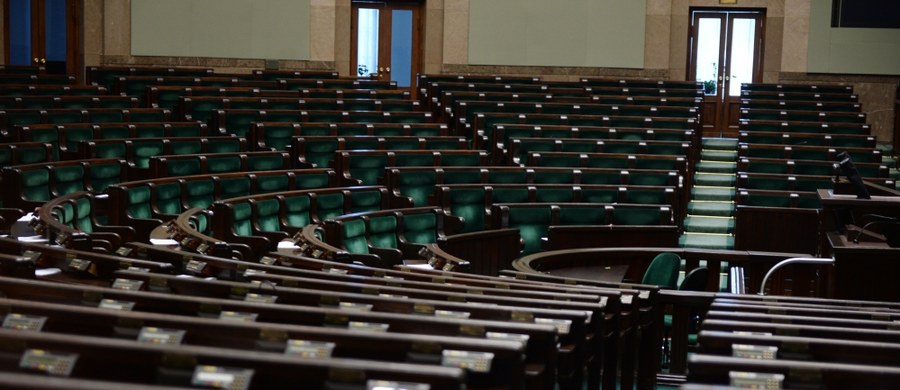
[758,257,834,295]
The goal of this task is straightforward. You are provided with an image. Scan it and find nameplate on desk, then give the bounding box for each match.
[435,310,470,319]
[3,313,47,331]
[111,278,144,291]
[98,299,135,311]
[219,311,258,322]
[339,302,373,312]
[732,344,778,360]
[348,321,389,333]
[191,366,253,390]
[285,339,335,359]
[138,327,186,345]
[258,256,276,265]
[367,380,430,390]
[729,371,784,389]
[244,293,277,304]
[536,317,572,335]
[486,331,529,343]
[20,349,78,377]
[441,350,493,373]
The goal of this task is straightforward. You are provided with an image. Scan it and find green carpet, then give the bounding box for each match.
[679,233,735,250]
[700,150,738,162]
[695,161,736,174]
[702,138,739,150]
[683,215,735,234]
[691,187,736,201]
[688,201,735,217]
[694,173,736,187]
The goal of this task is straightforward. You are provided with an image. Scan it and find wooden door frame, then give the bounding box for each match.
[350,0,423,90]
[2,0,80,76]
[687,7,766,137]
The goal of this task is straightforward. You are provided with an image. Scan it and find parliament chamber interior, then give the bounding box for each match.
[1,0,900,389]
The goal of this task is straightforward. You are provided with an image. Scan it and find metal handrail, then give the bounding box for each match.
[758,257,834,295]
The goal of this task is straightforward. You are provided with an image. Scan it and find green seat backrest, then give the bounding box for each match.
[74,197,94,233]
[97,125,130,140]
[349,190,383,214]
[348,155,388,185]
[256,174,291,194]
[791,149,829,161]
[86,110,125,123]
[449,188,486,233]
[0,148,11,165]
[603,143,640,154]
[646,143,684,155]
[248,154,285,171]
[488,170,527,184]
[52,165,85,197]
[303,139,339,168]
[628,172,672,186]
[641,252,680,289]
[284,195,312,228]
[587,157,628,169]
[133,140,166,169]
[53,202,76,228]
[535,187,574,203]
[625,189,668,204]
[126,186,153,220]
[442,169,481,184]
[184,179,215,209]
[152,182,182,216]
[613,206,662,225]
[796,193,821,209]
[166,158,202,177]
[397,171,436,207]
[7,111,42,127]
[493,187,529,204]
[224,112,259,137]
[402,212,437,244]
[748,161,788,174]
[581,188,618,203]
[747,176,789,190]
[580,171,621,185]
[168,139,202,156]
[16,144,51,164]
[533,170,574,184]
[507,206,552,255]
[169,123,203,137]
[207,155,242,173]
[794,178,832,192]
[254,198,282,232]
[296,172,331,190]
[219,177,251,199]
[395,153,432,168]
[745,192,791,207]
[22,169,51,203]
[134,124,165,138]
[315,192,345,221]
[92,142,127,160]
[346,138,381,150]
[263,125,296,150]
[231,203,254,236]
[792,163,832,176]
[368,215,399,249]
[62,126,95,154]
[440,153,482,167]
[88,161,122,193]
[634,158,676,170]
[46,111,82,124]
[558,206,606,225]
[341,219,370,254]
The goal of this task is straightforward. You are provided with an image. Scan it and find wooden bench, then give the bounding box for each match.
[738,129,876,149]
[210,109,435,137]
[18,122,212,160]
[250,122,450,151]
[333,150,490,186]
[507,137,691,166]
[740,98,861,112]
[291,135,468,168]
[2,158,130,210]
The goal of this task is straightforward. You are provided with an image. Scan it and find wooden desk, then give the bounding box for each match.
[828,231,900,301]
[545,264,629,283]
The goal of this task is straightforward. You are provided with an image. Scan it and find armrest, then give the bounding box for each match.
[369,246,403,268]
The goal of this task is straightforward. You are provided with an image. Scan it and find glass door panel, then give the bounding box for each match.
[356,8,380,78]
[389,9,413,88]
[44,0,68,73]
[694,17,723,97]
[727,18,757,97]
[8,0,33,66]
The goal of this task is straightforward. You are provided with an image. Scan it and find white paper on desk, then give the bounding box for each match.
[403,263,435,270]
[17,235,48,243]
[149,238,179,246]
[35,268,62,277]
[277,240,299,249]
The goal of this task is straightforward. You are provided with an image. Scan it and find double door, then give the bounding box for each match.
[351,0,422,92]
[688,9,765,138]
[4,0,78,74]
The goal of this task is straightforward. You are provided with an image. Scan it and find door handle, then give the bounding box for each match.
[385,67,391,73]
[34,58,40,63]
[379,67,384,72]
[41,58,46,64]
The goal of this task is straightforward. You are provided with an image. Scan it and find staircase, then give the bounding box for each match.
[679,138,738,249]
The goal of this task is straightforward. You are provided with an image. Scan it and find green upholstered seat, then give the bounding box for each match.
[314,192,345,222]
[261,124,297,150]
[745,176,790,190]
[587,157,629,169]
[396,171,437,207]
[22,169,51,203]
[625,188,670,205]
[283,195,312,228]
[92,142,127,160]
[184,178,215,209]
[206,155,242,174]
[133,140,166,169]
[613,206,663,225]
[628,172,675,186]
[558,206,607,225]
[641,252,681,289]
[401,212,438,245]
[367,215,399,249]
[230,203,255,237]
[96,125,130,140]
[581,188,618,203]
[87,161,123,193]
[295,172,331,190]
[579,171,620,185]
[745,192,791,208]
[507,206,552,256]
[442,169,482,184]
[341,219,370,254]
[301,139,340,167]
[167,139,203,156]
[448,188,487,233]
[51,165,85,197]
[534,187,574,203]
[349,190,383,214]
[533,170,574,184]
[126,187,153,220]
[165,158,202,177]
[254,198,282,233]
[493,187,529,204]
[255,174,290,194]
[348,154,388,185]
[74,196,96,233]
[133,124,165,138]
[151,182,182,217]
[218,177,251,199]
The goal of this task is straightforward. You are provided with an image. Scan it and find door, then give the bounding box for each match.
[351,1,422,93]
[688,9,765,138]
[4,0,79,75]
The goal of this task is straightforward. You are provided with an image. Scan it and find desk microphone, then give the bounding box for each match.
[852,214,899,244]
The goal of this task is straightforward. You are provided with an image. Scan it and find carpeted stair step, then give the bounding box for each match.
[702,138,739,151]
[692,187,736,201]
[696,161,737,174]
[694,173,736,187]
[700,150,738,162]
[679,233,735,250]
[683,215,735,234]
[688,201,735,217]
